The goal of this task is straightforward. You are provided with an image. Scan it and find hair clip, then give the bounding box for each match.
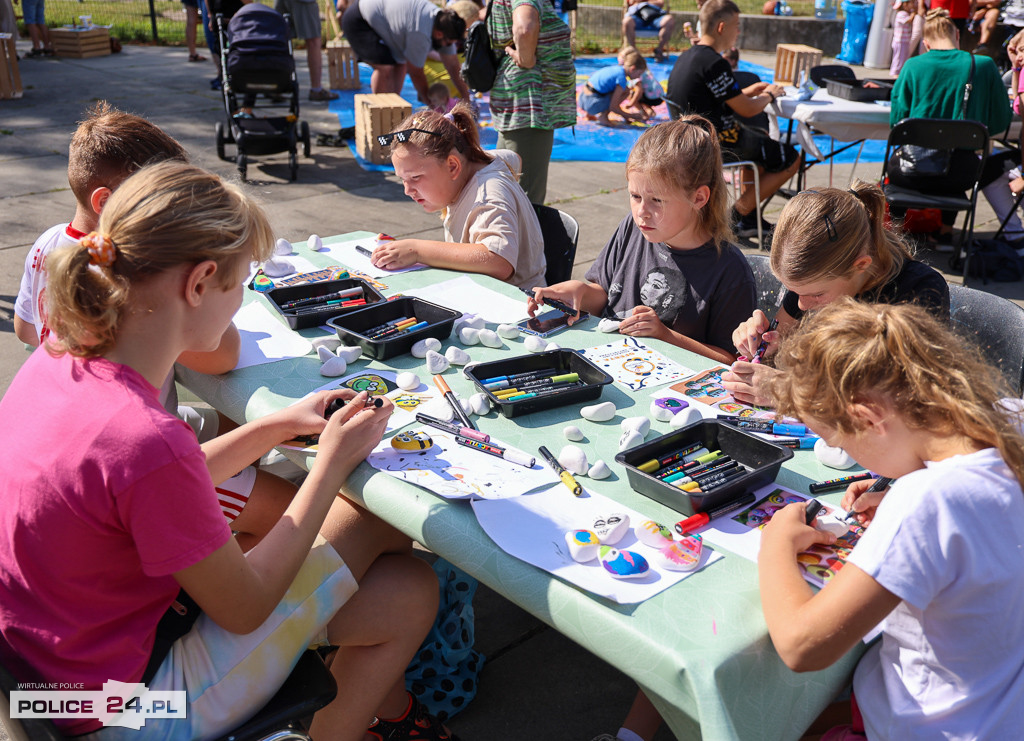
[824,214,839,242]
[82,231,117,268]
[376,128,442,147]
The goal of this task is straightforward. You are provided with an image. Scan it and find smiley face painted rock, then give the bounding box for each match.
[655,534,703,572]
[592,513,630,544]
[634,519,673,548]
[564,529,602,562]
[598,546,650,579]
[391,431,433,451]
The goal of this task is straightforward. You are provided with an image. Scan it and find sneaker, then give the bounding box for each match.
[308,88,339,101]
[210,77,222,91]
[732,207,772,240]
[367,692,460,741]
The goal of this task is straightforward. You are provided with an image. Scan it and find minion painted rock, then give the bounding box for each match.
[598,546,650,579]
[655,534,703,572]
[564,529,602,563]
[391,431,433,451]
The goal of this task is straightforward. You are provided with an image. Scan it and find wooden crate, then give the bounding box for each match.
[774,44,821,86]
[51,27,111,59]
[0,34,23,100]
[327,38,360,90]
[355,93,411,165]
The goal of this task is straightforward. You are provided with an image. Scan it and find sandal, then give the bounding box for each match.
[189,52,207,62]
[367,692,460,741]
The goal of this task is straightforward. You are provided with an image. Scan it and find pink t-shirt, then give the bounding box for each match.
[0,349,231,734]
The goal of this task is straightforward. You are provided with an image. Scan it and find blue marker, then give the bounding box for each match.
[775,437,820,450]
[718,416,808,437]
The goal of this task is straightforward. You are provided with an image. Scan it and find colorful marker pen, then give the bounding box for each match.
[843,477,894,523]
[481,368,558,387]
[808,472,873,494]
[718,416,809,437]
[674,493,756,536]
[355,245,374,257]
[434,375,476,431]
[804,498,824,525]
[415,413,489,443]
[752,318,778,364]
[636,442,706,473]
[539,296,580,317]
[280,286,364,310]
[539,445,583,497]
[455,435,535,468]
[774,437,820,450]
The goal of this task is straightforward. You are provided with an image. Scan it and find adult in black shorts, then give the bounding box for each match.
[666,0,799,238]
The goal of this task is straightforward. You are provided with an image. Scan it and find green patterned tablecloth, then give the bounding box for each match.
[178,232,864,741]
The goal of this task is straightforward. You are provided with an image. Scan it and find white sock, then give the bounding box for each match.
[617,729,645,741]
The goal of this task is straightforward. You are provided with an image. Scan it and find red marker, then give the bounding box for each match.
[674,493,756,537]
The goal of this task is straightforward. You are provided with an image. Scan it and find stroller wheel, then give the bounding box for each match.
[289,151,298,181]
[301,121,311,158]
[237,153,247,182]
[215,121,227,161]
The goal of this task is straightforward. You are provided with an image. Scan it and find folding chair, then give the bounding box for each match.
[994,92,1024,240]
[2,650,337,741]
[744,253,784,318]
[664,98,764,248]
[880,118,990,284]
[533,203,580,285]
[949,283,1024,395]
[625,0,672,58]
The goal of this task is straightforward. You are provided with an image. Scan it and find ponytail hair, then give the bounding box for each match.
[388,104,491,166]
[923,8,957,44]
[45,160,274,358]
[770,179,912,292]
[769,298,1024,487]
[626,114,733,249]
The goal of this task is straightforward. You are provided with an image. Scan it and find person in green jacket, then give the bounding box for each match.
[889,8,1014,247]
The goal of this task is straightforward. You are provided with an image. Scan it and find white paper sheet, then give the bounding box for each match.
[368,428,557,500]
[402,276,530,325]
[472,486,722,604]
[321,236,426,277]
[233,302,313,369]
[581,337,694,391]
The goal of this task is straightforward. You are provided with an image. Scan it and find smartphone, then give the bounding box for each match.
[518,309,590,337]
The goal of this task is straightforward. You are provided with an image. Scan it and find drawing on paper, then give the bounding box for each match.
[581,337,693,391]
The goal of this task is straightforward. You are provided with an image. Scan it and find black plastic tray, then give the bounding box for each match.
[327,296,459,360]
[615,420,792,516]
[463,349,613,418]
[825,78,893,102]
[266,278,385,330]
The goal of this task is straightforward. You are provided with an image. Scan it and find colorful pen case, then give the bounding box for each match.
[327,296,460,361]
[615,420,793,516]
[464,349,612,418]
[266,277,385,330]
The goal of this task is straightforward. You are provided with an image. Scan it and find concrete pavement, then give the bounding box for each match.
[1,41,1021,741]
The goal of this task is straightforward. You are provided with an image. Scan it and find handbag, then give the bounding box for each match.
[460,1,501,93]
[895,54,975,179]
[635,2,665,24]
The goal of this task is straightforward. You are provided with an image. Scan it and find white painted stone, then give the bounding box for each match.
[317,345,336,363]
[336,345,363,363]
[459,397,473,415]
[634,520,673,548]
[669,407,703,429]
[597,317,621,333]
[588,460,611,480]
[478,329,502,348]
[564,530,601,563]
[618,428,645,452]
[563,425,584,442]
[411,337,442,358]
[524,334,547,352]
[263,256,294,277]
[815,516,850,538]
[419,398,454,422]
[469,393,490,416]
[545,341,560,351]
[319,356,347,377]
[425,350,450,374]
[598,546,650,579]
[580,401,616,422]
[396,372,421,391]
[274,237,293,256]
[445,346,471,365]
[557,445,588,475]
[650,400,675,422]
[814,439,857,469]
[592,513,630,544]
[459,327,481,345]
[620,416,651,437]
[454,313,486,333]
[306,234,324,251]
[310,335,342,354]
[497,323,520,339]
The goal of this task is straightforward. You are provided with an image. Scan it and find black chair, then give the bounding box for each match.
[534,203,580,285]
[809,63,855,88]
[880,118,990,284]
[949,283,1024,396]
[2,650,337,741]
[745,253,784,318]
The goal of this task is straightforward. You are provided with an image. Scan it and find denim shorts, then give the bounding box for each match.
[22,0,46,25]
[578,87,613,115]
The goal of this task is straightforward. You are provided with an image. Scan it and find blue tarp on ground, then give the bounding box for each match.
[331,55,885,171]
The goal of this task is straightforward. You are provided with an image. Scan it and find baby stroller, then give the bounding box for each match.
[214,3,311,182]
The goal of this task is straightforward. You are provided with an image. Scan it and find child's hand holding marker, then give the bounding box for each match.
[732,309,779,361]
[841,476,892,527]
[721,360,777,407]
[526,284,589,325]
[760,498,838,555]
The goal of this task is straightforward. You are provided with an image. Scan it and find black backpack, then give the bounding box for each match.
[951,238,1024,283]
[461,3,501,93]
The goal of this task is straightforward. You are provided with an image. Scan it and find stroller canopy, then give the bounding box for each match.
[228,3,291,56]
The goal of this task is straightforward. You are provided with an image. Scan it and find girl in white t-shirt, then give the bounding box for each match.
[760,298,1024,741]
[369,105,547,290]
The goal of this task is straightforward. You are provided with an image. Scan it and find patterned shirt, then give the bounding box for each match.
[488,0,576,132]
